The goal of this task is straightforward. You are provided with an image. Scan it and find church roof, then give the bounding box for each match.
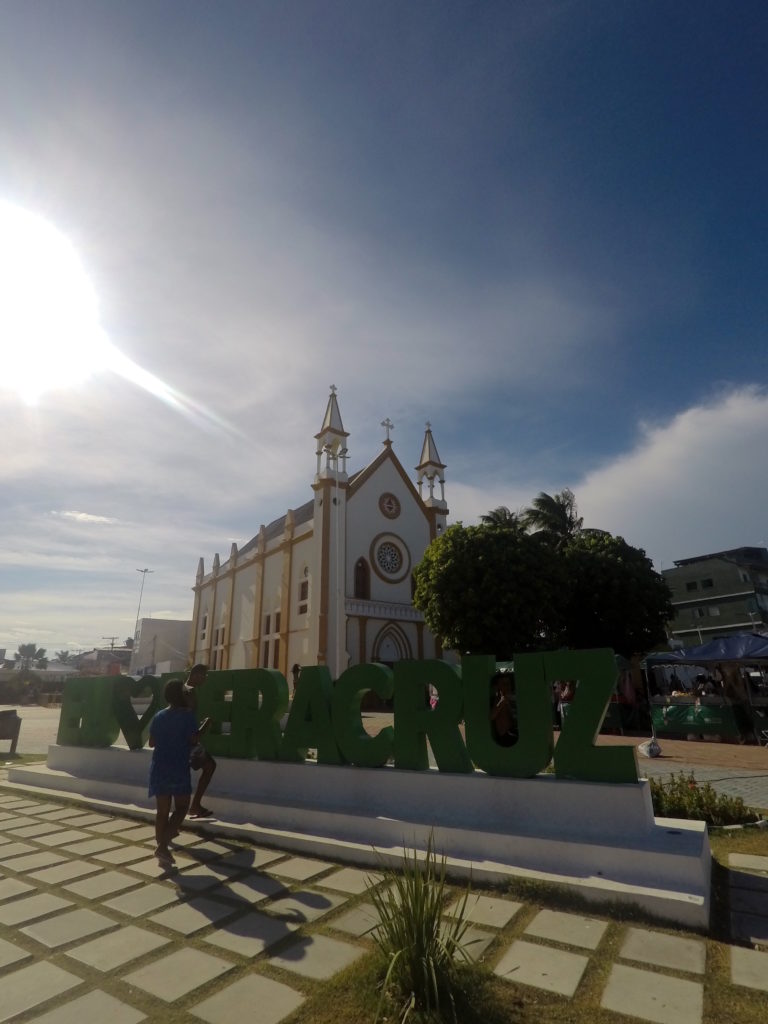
[240,498,314,556]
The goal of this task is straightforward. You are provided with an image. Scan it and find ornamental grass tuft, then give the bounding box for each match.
[649,771,760,826]
[370,831,473,1023]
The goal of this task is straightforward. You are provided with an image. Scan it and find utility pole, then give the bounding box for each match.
[134,568,154,643]
[101,636,119,651]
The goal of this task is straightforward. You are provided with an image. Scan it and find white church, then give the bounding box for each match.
[189,388,450,678]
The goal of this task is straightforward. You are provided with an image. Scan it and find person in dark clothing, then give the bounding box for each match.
[183,663,216,818]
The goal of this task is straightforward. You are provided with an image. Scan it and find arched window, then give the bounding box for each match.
[354,558,370,600]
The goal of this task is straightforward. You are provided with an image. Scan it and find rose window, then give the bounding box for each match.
[376,542,403,574]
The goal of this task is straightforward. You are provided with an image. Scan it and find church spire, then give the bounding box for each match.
[416,421,447,507]
[315,385,350,480]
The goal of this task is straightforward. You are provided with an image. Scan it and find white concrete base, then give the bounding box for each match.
[7,746,711,929]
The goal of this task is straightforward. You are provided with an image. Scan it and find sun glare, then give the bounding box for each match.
[0,201,237,433]
[0,202,113,403]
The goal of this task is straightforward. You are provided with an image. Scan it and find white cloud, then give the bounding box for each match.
[578,387,768,566]
[52,511,118,524]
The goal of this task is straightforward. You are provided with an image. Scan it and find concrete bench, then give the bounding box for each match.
[0,709,21,754]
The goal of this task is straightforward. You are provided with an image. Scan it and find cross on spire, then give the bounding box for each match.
[330,384,337,395]
[381,417,394,443]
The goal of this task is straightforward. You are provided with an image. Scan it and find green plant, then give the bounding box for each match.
[649,772,759,826]
[370,832,474,1023]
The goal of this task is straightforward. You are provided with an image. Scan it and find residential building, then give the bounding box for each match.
[189,388,449,677]
[130,618,192,677]
[663,546,768,643]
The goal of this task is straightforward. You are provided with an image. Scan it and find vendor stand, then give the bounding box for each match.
[645,633,768,744]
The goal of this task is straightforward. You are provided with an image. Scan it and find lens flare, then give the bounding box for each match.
[0,202,236,434]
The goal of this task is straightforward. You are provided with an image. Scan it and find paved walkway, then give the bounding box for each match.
[0,788,766,1024]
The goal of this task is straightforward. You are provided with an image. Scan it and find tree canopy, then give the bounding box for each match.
[14,643,48,671]
[413,491,672,659]
[412,524,567,659]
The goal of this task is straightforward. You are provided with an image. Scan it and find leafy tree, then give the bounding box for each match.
[14,643,48,671]
[479,506,524,530]
[412,524,567,659]
[55,650,72,664]
[522,488,584,548]
[561,532,672,658]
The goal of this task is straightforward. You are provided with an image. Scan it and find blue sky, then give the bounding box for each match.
[1,1,767,656]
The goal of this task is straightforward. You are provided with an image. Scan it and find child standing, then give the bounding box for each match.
[148,678,203,868]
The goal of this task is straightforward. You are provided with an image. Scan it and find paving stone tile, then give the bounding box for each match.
[104,882,179,917]
[446,893,523,929]
[64,870,140,899]
[66,924,170,971]
[269,856,333,881]
[149,895,238,935]
[524,909,608,950]
[184,840,236,861]
[26,988,146,1024]
[112,825,156,842]
[329,901,378,937]
[731,911,768,945]
[494,940,589,997]
[29,861,101,885]
[3,851,67,873]
[601,963,703,1024]
[0,961,82,1022]
[93,845,150,866]
[457,925,497,962]
[0,936,32,969]
[124,853,196,877]
[619,928,706,974]
[218,847,282,870]
[0,841,36,859]
[0,877,35,901]
[2,817,48,831]
[166,831,203,847]
[190,974,304,1024]
[267,889,347,924]
[173,867,229,893]
[0,800,40,810]
[58,813,113,827]
[730,887,768,916]
[0,892,72,925]
[316,866,382,895]
[730,945,768,992]
[729,853,768,874]
[63,838,123,856]
[214,872,286,905]
[89,819,135,834]
[33,810,87,821]
[269,932,365,980]
[19,803,63,815]
[7,823,66,839]
[205,908,299,957]
[35,829,91,847]
[21,907,117,948]
[123,947,234,1000]
[0,813,19,824]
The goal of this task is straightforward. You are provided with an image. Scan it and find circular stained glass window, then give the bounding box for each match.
[376,541,403,574]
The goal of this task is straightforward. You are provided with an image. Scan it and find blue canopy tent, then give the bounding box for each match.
[646,633,768,667]
[645,633,768,743]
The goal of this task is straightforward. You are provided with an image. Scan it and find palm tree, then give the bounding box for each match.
[480,506,524,529]
[55,650,72,665]
[15,643,48,671]
[522,488,584,548]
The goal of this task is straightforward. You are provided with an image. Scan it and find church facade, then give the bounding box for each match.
[189,388,450,678]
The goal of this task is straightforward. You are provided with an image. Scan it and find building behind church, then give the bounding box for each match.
[189,389,450,678]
